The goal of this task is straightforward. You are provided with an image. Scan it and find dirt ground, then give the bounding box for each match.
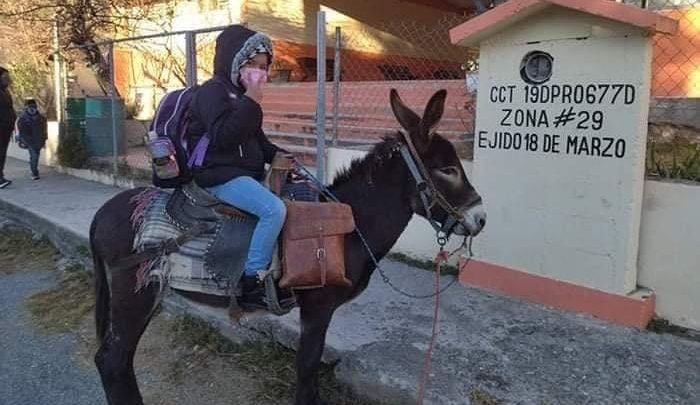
[3,225,380,405]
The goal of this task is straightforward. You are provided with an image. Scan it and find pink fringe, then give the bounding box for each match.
[135,260,151,292]
[130,188,162,292]
[129,188,160,233]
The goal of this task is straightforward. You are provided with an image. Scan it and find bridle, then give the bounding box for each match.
[292,132,479,299]
[397,130,481,246]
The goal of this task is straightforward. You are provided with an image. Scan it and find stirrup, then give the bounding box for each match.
[259,270,296,316]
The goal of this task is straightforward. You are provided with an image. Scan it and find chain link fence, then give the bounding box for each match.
[58,22,324,180]
[325,14,476,159]
[57,25,237,179]
[641,0,700,181]
[114,32,186,176]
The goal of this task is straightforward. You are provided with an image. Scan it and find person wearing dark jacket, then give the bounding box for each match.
[16,99,48,180]
[187,25,289,310]
[0,66,16,189]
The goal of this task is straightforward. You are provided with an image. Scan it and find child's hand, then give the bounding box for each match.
[245,83,264,103]
[241,67,267,103]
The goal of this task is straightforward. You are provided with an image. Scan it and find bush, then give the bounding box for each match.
[57,126,88,168]
[646,122,700,182]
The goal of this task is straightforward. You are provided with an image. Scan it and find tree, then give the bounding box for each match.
[0,0,175,97]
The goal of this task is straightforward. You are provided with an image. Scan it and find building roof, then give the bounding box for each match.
[450,0,678,47]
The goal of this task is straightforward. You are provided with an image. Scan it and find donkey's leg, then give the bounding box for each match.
[295,291,338,405]
[95,266,159,405]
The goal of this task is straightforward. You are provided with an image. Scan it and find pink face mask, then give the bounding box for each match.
[239,67,268,89]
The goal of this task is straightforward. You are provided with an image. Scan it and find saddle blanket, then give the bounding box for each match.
[132,188,255,296]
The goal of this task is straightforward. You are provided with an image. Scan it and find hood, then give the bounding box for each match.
[0,66,8,89]
[213,25,273,87]
[21,107,39,119]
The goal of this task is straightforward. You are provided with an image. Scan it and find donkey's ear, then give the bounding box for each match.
[390,89,420,133]
[419,89,447,142]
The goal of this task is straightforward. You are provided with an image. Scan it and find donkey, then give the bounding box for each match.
[90,89,486,405]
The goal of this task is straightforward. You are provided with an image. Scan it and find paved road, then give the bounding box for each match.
[0,269,105,405]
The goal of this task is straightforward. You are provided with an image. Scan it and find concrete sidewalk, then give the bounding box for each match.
[1,157,699,405]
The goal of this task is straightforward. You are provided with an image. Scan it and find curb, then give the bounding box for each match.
[0,197,93,269]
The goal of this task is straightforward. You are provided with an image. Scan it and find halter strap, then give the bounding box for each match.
[397,131,469,238]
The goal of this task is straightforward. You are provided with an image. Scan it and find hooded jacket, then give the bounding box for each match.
[0,67,16,137]
[187,25,280,187]
[17,106,47,150]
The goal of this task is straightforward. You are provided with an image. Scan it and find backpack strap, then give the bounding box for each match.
[183,77,237,168]
[187,134,210,169]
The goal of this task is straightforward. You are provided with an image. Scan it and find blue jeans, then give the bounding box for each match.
[28,148,40,177]
[208,176,286,276]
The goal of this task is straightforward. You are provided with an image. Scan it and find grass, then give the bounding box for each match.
[170,314,385,405]
[3,225,386,404]
[0,226,95,334]
[76,245,91,258]
[0,226,57,274]
[387,252,459,276]
[646,124,700,182]
[469,388,501,405]
[25,264,95,333]
[647,141,700,182]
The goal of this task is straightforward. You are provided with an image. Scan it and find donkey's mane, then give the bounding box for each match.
[329,134,402,189]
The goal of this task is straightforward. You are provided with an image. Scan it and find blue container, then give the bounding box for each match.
[83,97,126,157]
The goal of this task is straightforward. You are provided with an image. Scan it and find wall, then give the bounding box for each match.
[471,8,653,295]
[326,147,700,330]
[638,180,700,330]
[650,97,700,128]
[243,0,468,81]
[244,0,453,50]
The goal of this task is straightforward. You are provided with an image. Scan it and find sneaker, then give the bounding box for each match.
[238,274,268,311]
[32,175,40,181]
[0,179,11,189]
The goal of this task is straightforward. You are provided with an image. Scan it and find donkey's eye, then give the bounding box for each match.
[438,166,459,177]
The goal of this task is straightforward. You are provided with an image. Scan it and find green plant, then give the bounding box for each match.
[57,125,89,168]
[647,139,700,182]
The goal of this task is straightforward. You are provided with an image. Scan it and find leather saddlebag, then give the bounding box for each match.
[279,201,355,289]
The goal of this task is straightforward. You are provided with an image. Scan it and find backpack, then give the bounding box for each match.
[147,86,212,189]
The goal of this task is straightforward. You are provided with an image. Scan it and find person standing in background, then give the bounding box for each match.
[0,66,16,189]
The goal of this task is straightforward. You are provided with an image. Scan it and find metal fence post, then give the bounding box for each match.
[108,43,119,176]
[332,26,342,147]
[316,11,327,183]
[185,32,198,86]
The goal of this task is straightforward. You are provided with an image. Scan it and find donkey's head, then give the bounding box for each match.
[390,88,486,237]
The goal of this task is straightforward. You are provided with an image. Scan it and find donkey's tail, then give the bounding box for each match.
[91,219,110,342]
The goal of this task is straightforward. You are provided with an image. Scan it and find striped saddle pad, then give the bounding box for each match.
[132,188,256,296]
